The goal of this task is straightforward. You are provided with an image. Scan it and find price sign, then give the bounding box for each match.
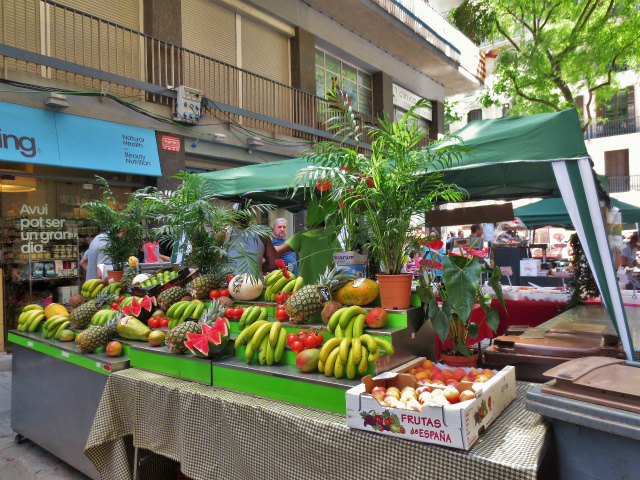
[500,266,513,276]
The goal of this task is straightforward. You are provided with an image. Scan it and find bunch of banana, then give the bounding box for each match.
[166,300,206,329]
[234,320,287,366]
[91,309,119,326]
[104,282,122,294]
[326,305,369,338]
[42,315,72,339]
[81,279,106,298]
[263,270,303,301]
[16,305,45,332]
[238,306,269,330]
[318,333,394,379]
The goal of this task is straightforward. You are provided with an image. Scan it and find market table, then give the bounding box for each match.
[85,368,550,480]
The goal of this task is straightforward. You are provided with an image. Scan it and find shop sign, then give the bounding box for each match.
[0,101,162,177]
[392,84,432,121]
[161,135,181,152]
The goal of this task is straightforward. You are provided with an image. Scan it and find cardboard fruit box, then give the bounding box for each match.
[128,264,191,297]
[345,359,516,449]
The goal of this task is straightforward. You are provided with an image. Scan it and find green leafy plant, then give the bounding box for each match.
[81,177,150,271]
[416,242,506,356]
[565,233,599,310]
[134,171,274,280]
[292,89,467,274]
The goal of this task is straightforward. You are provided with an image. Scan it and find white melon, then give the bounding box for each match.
[228,274,263,300]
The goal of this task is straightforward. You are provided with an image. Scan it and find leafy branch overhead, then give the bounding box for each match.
[450,0,640,128]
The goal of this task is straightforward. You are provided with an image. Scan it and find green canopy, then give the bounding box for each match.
[201,109,633,360]
[515,197,640,228]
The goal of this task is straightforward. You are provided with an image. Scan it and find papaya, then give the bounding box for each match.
[44,303,69,319]
[332,279,379,306]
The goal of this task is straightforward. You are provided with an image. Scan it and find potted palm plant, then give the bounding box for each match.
[293,90,466,308]
[81,177,150,283]
[134,171,275,298]
[417,241,506,365]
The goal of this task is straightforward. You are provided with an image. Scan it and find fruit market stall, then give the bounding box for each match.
[9,327,129,480]
[84,368,551,480]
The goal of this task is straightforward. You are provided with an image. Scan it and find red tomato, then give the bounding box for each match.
[148,317,160,329]
[232,308,243,319]
[274,292,286,304]
[291,340,304,354]
[210,290,220,299]
[276,304,286,311]
[160,317,170,328]
[310,331,323,347]
[110,302,119,310]
[285,293,293,301]
[303,335,318,349]
[219,288,230,298]
[275,309,289,321]
[297,330,309,341]
[225,308,235,319]
[286,332,297,347]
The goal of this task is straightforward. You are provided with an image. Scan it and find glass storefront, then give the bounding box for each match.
[1,166,142,351]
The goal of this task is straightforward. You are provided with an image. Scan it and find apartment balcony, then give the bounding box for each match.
[0,0,380,151]
[584,116,639,140]
[608,175,640,194]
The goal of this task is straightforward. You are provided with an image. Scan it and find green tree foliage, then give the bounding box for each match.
[565,233,600,310]
[449,0,640,128]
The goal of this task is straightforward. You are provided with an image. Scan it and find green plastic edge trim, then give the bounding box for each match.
[129,349,213,384]
[8,332,113,376]
[211,365,347,415]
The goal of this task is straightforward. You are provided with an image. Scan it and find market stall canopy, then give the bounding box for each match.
[515,197,640,229]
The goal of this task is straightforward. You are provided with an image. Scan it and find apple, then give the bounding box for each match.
[430,388,444,397]
[431,379,446,386]
[386,387,401,399]
[371,386,387,401]
[442,368,454,377]
[430,366,441,374]
[418,391,432,404]
[365,307,388,328]
[394,401,406,409]
[384,396,398,405]
[467,375,477,383]
[430,372,445,382]
[443,372,454,381]
[400,386,416,396]
[106,341,122,357]
[405,399,422,411]
[460,375,471,382]
[445,380,459,388]
[413,366,427,373]
[422,359,435,369]
[409,367,419,375]
[433,395,450,406]
[442,387,460,404]
[474,374,490,383]
[452,369,467,381]
[481,369,495,379]
[460,390,476,402]
[414,372,430,383]
[468,369,480,377]
[400,392,417,403]
[416,385,431,395]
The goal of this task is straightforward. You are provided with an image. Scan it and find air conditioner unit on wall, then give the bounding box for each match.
[174,86,203,124]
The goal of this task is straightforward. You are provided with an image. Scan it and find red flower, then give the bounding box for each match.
[433,261,443,270]
[275,259,290,279]
[461,245,489,258]
[339,201,346,209]
[418,259,443,271]
[424,239,444,250]
[316,180,331,192]
[364,175,375,188]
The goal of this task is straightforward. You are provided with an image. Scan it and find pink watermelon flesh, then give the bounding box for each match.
[128,298,142,316]
[184,320,229,358]
[140,296,153,311]
[210,317,230,336]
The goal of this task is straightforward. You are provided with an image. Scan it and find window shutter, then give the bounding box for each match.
[627,86,635,118]
[181,0,237,66]
[241,16,289,85]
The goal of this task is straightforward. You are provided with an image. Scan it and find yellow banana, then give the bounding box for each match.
[243,320,269,344]
[368,346,380,363]
[292,276,304,292]
[265,336,275,365]
[319,337,342,362]
[272,273,296,293]
[352,337,362,364]
[235,329,248,350]
[23,311,41,329]
[317,359,325,374]
[352,314,366,338]
[22,304,44,312]
[334,324,343,339]
[264,285,273,301]
[338,337,351,364]
[344,317,355,340]
[339,305,365,330]
[244,341,256,364]
[18,311,32,324]
[334,355,345,378]
[324,346,340,377]
[346,345,356,379]
[374,337,395,355]
[251,322,274,350]
[274,328,287,362]
[269,321,281,347]
[327,307,347,333]
[258,335,269,365]
[358,346,369,375]
[54,321,71,339]
[359,334,378,352]
[28,313,45,332]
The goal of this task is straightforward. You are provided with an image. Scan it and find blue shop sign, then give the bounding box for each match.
[0,101,161,176]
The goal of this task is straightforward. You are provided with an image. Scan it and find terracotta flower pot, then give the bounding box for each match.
[106,270,125,284]
[377,273,413,310]
[440,351,479,368]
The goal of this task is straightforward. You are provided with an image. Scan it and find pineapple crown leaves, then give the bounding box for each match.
[318,265,358,291]
[95,290,117,309]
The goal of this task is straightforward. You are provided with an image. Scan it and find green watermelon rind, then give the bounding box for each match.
[184,320,229,358]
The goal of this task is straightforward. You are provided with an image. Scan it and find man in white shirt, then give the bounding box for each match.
[621,233,639,268]
[80,233,111,280]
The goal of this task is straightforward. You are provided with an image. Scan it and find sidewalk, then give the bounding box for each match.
[0,354,91,479]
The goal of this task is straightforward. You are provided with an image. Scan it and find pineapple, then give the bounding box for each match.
[199,300,227,326]
[74,311,122,354]
[69,290,115,329]
[188,273,224,300]
[157,286,188,311]
[120,264,141,290]
[165,321,201,354]
[285,266,357,324]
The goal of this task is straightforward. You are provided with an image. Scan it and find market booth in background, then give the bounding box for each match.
[0,101,162,352]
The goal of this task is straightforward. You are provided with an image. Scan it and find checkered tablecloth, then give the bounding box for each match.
[85,369,549,480]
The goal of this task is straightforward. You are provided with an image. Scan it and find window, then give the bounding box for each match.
[315,49,373,115]
[394,107,428,131]
[467,109,482,122]
[603,90,628,120]
[605,150,630,193]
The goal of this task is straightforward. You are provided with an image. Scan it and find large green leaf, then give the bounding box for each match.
[429,299,452,343]
[454,343,472,356]
[486,308,500,333]
[416,285,435,305]
[442,256,481,323]
[467,321,479,339]
[488,266,506,310]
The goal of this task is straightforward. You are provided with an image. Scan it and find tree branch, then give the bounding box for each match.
[508,72,561,111]
[495,19,520,52]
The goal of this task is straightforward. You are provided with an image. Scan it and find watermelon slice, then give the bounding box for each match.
[140,296,153,311]
[184,318,230,358]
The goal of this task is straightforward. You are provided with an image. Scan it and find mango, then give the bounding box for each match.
[295,348,320,373]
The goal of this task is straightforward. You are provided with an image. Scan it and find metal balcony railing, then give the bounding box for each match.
[0,0,381,151]
[608,175,640,193]
[584,116,640,140]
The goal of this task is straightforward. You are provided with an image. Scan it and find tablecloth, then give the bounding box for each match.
[85,368,550,480]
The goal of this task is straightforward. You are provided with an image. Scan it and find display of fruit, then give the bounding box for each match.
[165,300,207,329]
[188,273,225,300]
[157,286,188,311]
[17,305,46,332]
[365,307,388,328]
[80,279,105,298]
[120,264,141,290]
[287,330,324,353]
[137,269,180,288]
[284,266,356,323]
[200,300,228,326]
[165,321,202,354]
[321,301,343,324]
[106,340,123,356]
[371,384,474,409]
[228,274,264,300]
[44,303,69,319]
[263,269,302,302]
[121,295,156,320]
[74,313,122,353]
[184,317,230,358]
[234,320,288,366]
[333,278,379,306]
[57,330,75,342]
[69,290,116,330]
[90,309,120,326]
[116,315,152,341]
[407,361,496,387]
[148,330,166,347]
[237,305,269,330]
[275,304,289,321]
[69,294,85,308]
[42,314,72,339]
[296,348,320,372]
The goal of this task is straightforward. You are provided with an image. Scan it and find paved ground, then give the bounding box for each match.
[0,353,91,480]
